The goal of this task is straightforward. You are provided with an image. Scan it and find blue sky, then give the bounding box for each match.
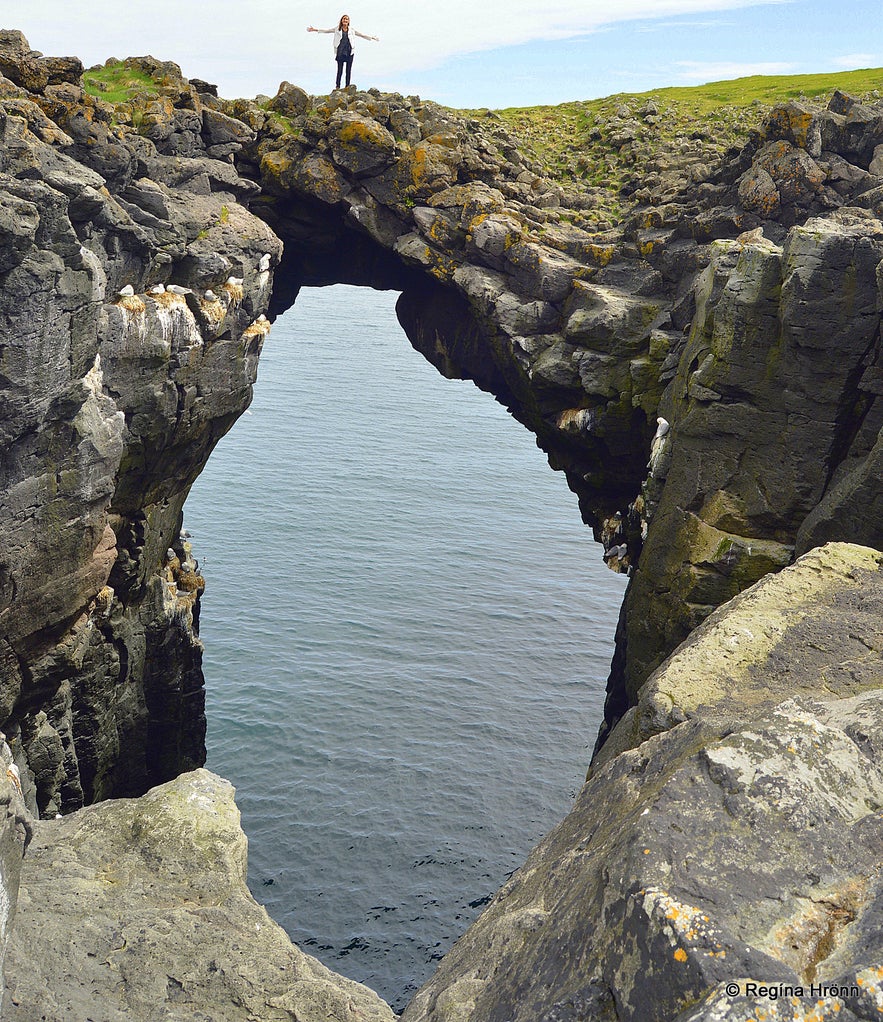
[12,0,883,107]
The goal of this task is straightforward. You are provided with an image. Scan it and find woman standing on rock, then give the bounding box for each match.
[307,15,379,90]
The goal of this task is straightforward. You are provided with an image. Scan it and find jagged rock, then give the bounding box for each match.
[3,770,396,1022]
[327,111,398,176]
[400,544,883,1022]
[738,163,781,214]
[0,736,32,989]
[613,211,883,708]
[0,32,281,817]
[597,543,883,761]
[269,80,310,118]
[762,99,823,156]
[201,107,254,149]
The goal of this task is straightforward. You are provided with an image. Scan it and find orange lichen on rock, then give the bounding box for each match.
[116,294,146,314]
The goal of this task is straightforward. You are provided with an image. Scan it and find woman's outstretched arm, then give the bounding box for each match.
[353,29,379,40]
[307,25,336,32]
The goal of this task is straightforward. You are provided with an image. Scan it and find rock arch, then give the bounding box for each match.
[2,32,883,1022]
[1,33,882,815]
[234,82,883,742]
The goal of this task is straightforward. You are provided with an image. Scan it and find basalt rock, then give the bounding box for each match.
[0,31,281,822]
[1,29,883,1021]
[400,544,883,1022]
[3,769,396,1022]
[227,81,883,739]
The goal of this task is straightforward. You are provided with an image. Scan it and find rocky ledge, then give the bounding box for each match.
[0,26,882,1022]
[402,543,883,1022]
[3,769,395,1022]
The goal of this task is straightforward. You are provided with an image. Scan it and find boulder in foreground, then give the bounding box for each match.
[3,769,397,1022]
[401,544,883,1022]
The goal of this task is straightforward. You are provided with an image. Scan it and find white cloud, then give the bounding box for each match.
[830,52,881,68]
[673,59,799,81]
[635,18,736,31]
[15,0,793,98]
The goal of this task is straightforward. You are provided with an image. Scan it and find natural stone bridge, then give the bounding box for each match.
[1,30,882,1021]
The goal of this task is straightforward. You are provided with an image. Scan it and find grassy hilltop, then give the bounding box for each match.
[464,68,883,223]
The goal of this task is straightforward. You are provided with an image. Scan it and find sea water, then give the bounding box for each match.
[183,283,627,1010]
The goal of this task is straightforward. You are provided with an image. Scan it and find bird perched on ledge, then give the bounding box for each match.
[648,416,671,474]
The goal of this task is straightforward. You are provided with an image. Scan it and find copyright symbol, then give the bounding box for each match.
[725,983,740,997]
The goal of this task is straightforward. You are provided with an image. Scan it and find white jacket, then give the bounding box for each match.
[314,25,376,56]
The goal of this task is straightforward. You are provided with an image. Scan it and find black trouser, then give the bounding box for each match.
[335,55,353,88]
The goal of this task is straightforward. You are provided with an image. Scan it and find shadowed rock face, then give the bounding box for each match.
[0,32,281,816]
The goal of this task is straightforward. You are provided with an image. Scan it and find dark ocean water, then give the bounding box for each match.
[183,283,627,1011]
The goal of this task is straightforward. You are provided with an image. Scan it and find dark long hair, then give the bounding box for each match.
[337,14,350,29]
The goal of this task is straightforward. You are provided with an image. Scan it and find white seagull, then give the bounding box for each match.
[653,417,670,441]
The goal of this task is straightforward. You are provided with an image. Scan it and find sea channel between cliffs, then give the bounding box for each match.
[0,28,882,1022]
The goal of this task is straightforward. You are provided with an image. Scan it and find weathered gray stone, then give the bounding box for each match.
[328,111,398,176]
[3,770,396,1022]
[0,35,281,815]
[0,735,32,1006]
[616,213,883,702]
[738,163,780,215]
[597,543,883,763]
[201,107,255,148]
[401,545,883,1022]
[269,81,310,118]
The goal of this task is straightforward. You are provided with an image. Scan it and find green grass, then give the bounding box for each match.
[641,67,883,113]
[83,61,160,104]
[484,67,883,126]
[458,67,883,227]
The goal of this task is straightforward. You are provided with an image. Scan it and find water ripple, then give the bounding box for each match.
[185,284,627,1012]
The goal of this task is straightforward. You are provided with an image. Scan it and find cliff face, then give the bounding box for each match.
[0,28,882,1022]
[0,30,280,816]
[2,31,881,816]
